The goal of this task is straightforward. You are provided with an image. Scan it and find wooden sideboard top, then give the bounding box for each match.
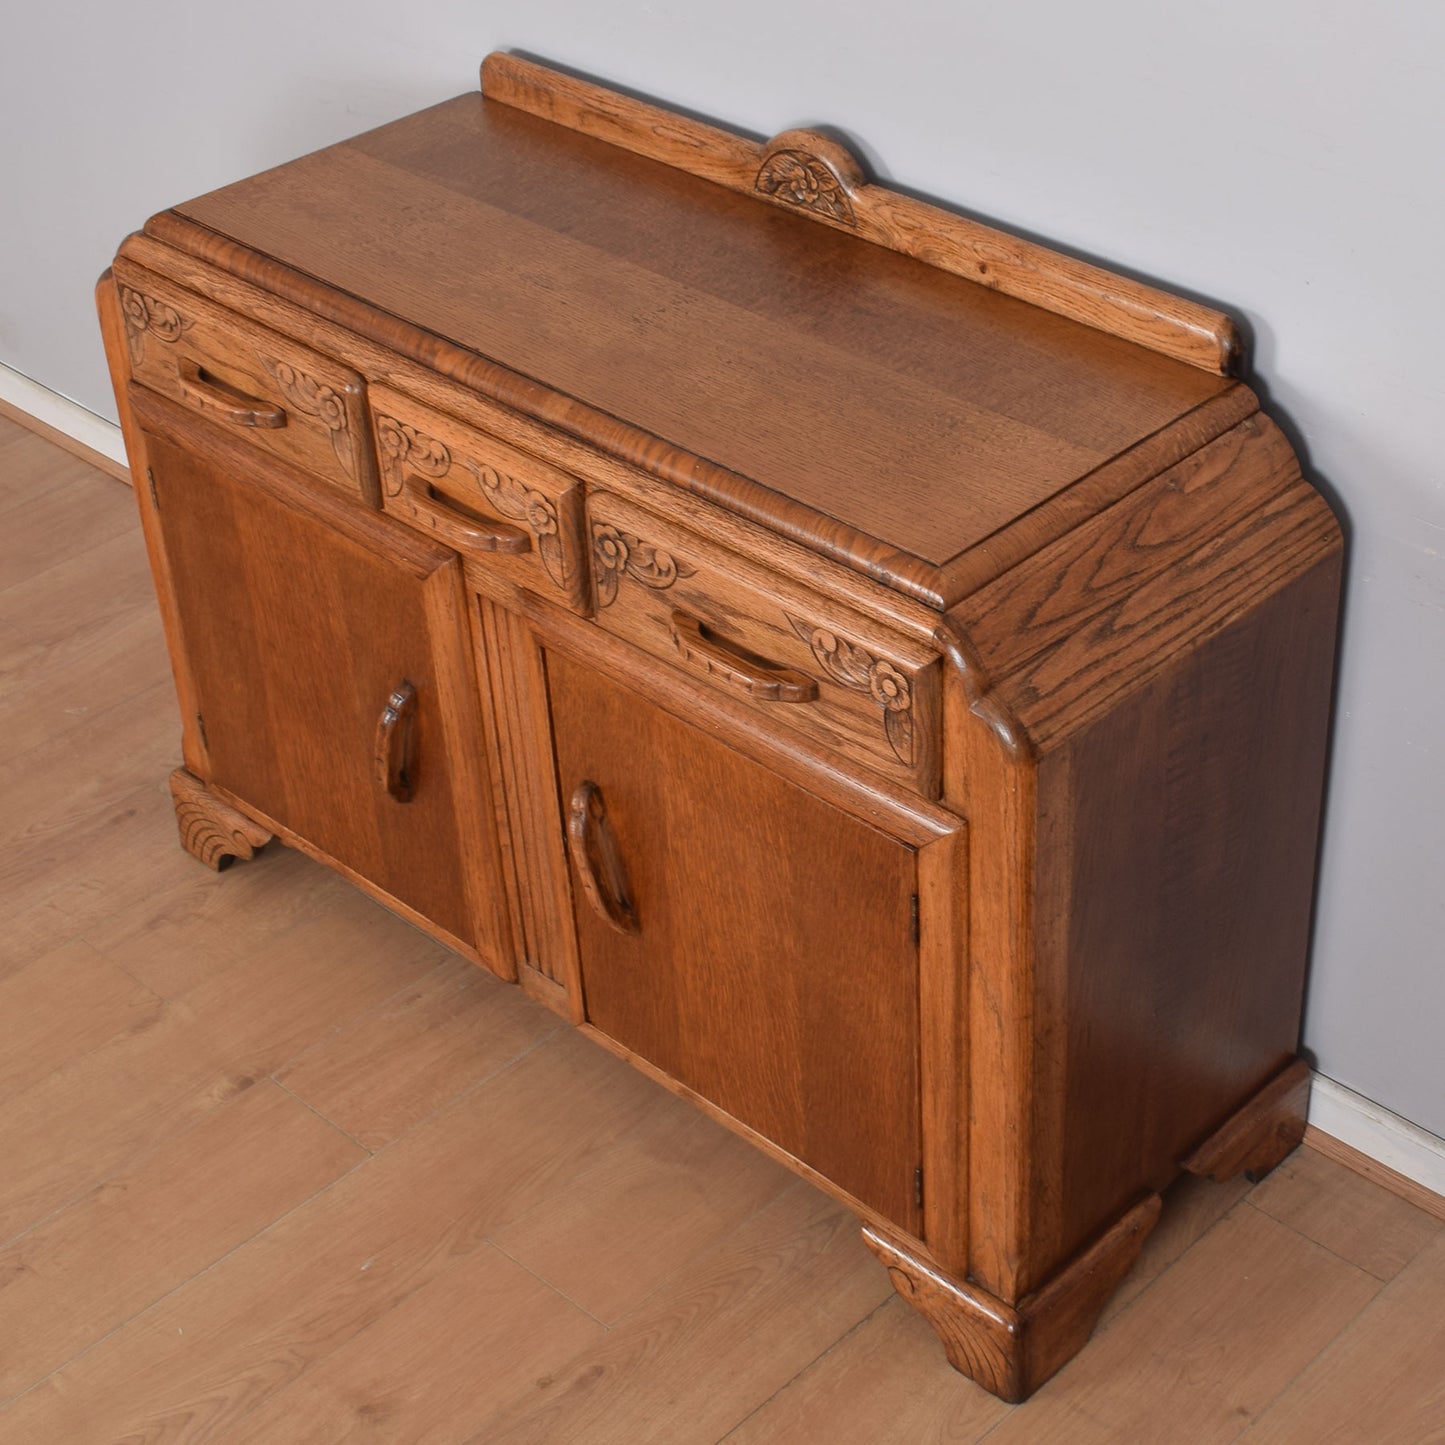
[149,55,1243,607]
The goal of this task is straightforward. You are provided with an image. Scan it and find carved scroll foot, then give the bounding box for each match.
[169,769,272,871]
[862,1194,1161,1403]
[1181,1057,1312,1184]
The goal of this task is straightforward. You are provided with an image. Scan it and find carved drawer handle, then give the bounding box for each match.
[375,680,418,802]
[176,359,288,428]
[567,781,640,935]
[398,475,532,556]
[669,611,819,704]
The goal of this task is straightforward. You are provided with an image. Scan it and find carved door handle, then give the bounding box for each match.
[567,781,640,935]
[375,680,418,802]
[669,611,819,703]
[397,475,532,556]
[176,359,288,428]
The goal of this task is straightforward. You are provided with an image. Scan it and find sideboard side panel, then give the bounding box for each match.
[1026,536,1342,1285]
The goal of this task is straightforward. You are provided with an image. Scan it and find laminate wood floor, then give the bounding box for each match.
[1,413,1441,1443]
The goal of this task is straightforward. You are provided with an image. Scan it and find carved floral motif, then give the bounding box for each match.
[591,522,697,608]
[467,461,567,588]
[374,414,452,488]
[262,360,356,477]
[786,615,915,765]
[755,150,857,225]
[119,286,192,365]
[374,415,571,590]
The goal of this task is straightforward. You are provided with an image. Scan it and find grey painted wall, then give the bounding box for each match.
[3,3,1441,1135]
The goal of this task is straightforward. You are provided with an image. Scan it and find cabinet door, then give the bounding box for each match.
[548,650,922,1229]
[140,411,506,958]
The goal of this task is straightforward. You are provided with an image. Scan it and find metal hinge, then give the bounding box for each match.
[910,893,920,946]
[914,1165,924,1211]
[146,467,159,509]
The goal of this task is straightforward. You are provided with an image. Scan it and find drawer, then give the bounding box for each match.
[587,492,942,795]
[113,261,376,502]
[370,386,588,613]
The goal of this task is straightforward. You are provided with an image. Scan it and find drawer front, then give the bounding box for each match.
[587,492,942,795]
[113,261,375,501]
[370,386,588,613]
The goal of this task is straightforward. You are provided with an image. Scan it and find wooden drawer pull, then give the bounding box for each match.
[567,781,640,935]
[176,359,287,428]
[669,611,819,703]
[374,680,418,802]
[398,475,532,556]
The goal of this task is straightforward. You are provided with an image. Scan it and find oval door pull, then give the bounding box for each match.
[669,611,819,703]
[176,360,288,428]
[567,781,641,935]
[398,475,532,556]
[375,680,418,802]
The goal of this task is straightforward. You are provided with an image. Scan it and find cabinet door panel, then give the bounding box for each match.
[548,650,921,1229]
[142,422,494,950]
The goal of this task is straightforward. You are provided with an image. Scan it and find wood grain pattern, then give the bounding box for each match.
[979,1205,1380,1444]
[475,597,584,1016]
[549,651,923,1230]
[0,417,1413,1442]
[916,827,970,1275]
[1247,1143,1442,1281]
[169,767,272,869]
[153,81,1236,602]
[0,1034,664,1443]
[111,233,954,636]
[491,1087,794,1326]
[863,1194,1161,1402]
[373,384,590,612]
[275,955,559,1149]
[1303,1126,1445,1224]
[723,1296,1014,1444]
[96,269,210,777]
[463,1185,892,1445]
[0,393,129,484]
[1183,1058,1313,1183]
[1238,1230,1445,1444]
[481,53,1242,374]
[131,384,506,957]
[98,58,1345,1404]
[0,941,163,1098]
[586,490,942,796]
[112,260,379,504]
[0,1080,363,1401]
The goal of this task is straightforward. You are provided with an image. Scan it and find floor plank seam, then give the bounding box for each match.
[0,1128,375,1418]
[1216,1285,1391,1445]
[0,679,175,784]
[271,1076,376,1157]
[1239,1190,1430,1283]
[0,517,138,604]
[486,1238,613,1332]
[280,1018,571,1165]
[711,1295,897,1444]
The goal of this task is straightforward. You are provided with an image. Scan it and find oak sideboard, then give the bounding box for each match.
[98,54,1342,1401]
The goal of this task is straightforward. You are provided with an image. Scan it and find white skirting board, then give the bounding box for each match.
[3,367,1444,1205]
[1309,1074,1445,1200]
[0,361,126,467]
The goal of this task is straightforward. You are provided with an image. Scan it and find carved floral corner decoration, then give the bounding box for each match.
[755,151,857,225]
[786,615,914,766]
[119,285,193,366]
[374,413,452,488]
[373,414,572,590]
[262,360,356,478]
[466,461,568,589]
[591,521,696,608]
